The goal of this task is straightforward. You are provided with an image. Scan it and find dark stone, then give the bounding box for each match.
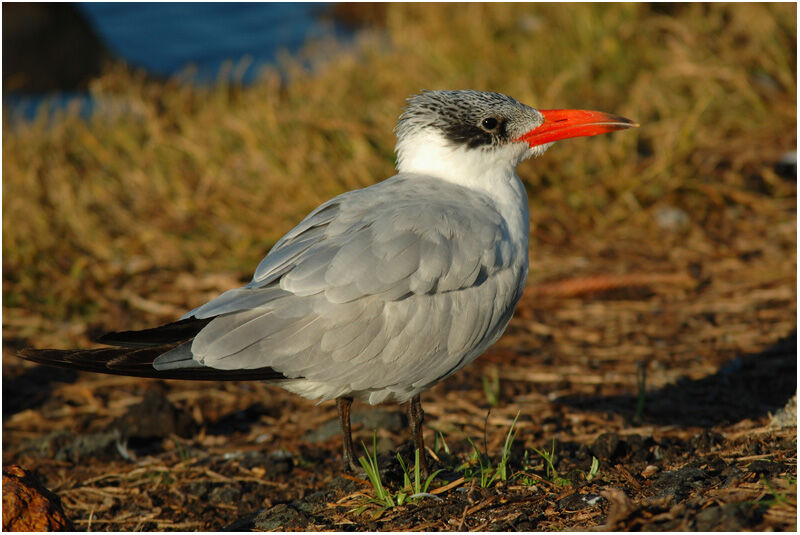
[55,431,118,463]
[111,389,197,441]
[252,504,310,531]
[591,432,621,461]
[747,460,787,477]
[209,485,242,504]
[293,490,327,514]
[23,430,121,463]
[653,466,709,498]
[327,475,359,495]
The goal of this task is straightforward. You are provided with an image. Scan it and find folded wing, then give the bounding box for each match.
[153,174,521,400]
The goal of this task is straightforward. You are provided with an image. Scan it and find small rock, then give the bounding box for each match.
[747,460,786,477]
[55,431,118,463]
[209,485,242,504]
[23,429,124,463]
[591,432,621,461]
[327,475,359,495]
[2,465,73,531]
[252,503,309,531]
[292,490,327,514]
[641,465,660,478]
[653,466,709,498]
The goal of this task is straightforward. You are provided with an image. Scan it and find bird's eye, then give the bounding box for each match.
[481,117,499,130]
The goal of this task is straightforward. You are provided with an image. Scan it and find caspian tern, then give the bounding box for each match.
[20,90,637,473]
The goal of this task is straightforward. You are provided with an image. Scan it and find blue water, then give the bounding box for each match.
[6,2,343,120]
[76,2,340,83]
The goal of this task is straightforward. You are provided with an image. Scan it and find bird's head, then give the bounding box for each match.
[395,90,637,185]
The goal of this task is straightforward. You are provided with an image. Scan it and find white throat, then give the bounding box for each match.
[395,128,537,266]
[395,129,535,192]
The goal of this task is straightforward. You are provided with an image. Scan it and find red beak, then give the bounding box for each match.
[517,109,638,147]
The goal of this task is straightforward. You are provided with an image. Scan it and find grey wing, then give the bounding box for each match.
[156,175,523,402]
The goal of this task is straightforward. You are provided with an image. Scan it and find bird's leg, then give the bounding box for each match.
[407,394,429,476]
[336,396,358,472]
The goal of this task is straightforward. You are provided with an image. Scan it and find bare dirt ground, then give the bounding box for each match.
[3,218,796,531]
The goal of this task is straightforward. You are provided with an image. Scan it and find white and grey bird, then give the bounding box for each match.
[20,90,637,472]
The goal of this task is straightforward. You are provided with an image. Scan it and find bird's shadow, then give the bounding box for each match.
[2,362,78,421]
[556,332,797,427]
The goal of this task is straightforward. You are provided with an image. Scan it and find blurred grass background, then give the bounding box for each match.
[3,3,796,348]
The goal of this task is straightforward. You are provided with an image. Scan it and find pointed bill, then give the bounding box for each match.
[517,109,638,147]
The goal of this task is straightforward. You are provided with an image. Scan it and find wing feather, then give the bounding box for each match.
[155,174,523,401]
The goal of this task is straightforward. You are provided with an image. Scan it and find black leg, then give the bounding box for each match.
[407,394,429,476]
[337,396,358,472]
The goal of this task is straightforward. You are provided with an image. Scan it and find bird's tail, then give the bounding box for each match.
[18,317,285,382]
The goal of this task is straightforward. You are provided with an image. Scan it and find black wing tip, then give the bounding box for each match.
[94,316,213,348]
[17,347,55,362]
[16,347,83,370]
[94,330,149,347]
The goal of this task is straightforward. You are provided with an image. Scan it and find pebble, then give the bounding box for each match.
[641,465,660,478]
